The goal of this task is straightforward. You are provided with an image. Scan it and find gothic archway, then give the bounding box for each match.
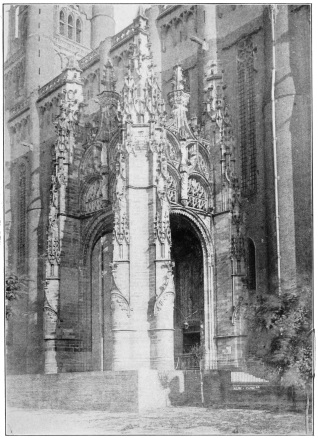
[80,210,114,371]
[170,207,216,370]
[171,214,204,368]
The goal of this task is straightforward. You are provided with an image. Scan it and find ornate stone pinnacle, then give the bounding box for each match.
[171,65,185,91]
[101,60,116,92]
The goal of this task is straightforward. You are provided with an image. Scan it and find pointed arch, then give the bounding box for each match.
[76,18,81,43]
[59,9,65,35]
[68,14,74,39]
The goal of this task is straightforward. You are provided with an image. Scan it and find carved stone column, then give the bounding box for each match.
[44,59,83,373]
[150,139,175,369]
[110,144,132,370]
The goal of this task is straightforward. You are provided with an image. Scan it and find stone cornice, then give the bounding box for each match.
[157,5,181,20]
[78,50,100,70]
[37,71,83,103]
[110,23,148,52]
[8,98,30,122]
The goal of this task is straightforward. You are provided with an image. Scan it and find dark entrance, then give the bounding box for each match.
[170,214,204,368]
[91,233,113,371]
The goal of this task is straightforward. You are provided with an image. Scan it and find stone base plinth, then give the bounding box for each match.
[6,370,184,412]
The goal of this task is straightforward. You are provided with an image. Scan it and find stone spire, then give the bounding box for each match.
[120,35,166,126]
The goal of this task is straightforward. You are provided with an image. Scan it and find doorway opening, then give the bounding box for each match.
[91,233,113,371]
[170,214,204,368]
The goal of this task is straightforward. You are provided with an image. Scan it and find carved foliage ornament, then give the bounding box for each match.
[167,174,178,203]
[112,145,129,250]
[54,89,79,159]
[110,262,132,317]
[154,261,175,315]
[47,175,61,265]
[154,211,171,245]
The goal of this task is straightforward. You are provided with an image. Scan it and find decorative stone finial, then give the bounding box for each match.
[136,5,146,18]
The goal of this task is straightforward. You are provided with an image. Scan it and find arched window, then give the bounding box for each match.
[76,19,81,43]
[246,238,256,290]
[15,6,19,38]
[18,163,27,273]
[59,10,65,35]
[68,15,73,39]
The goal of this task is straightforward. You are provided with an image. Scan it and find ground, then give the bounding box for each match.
[6,406,312,435]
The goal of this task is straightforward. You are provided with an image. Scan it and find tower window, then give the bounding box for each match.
[59,10,65,35]
[76,19,81,43]
[18,163,27,273]
[68,15,73,39]
[237,37,257,197]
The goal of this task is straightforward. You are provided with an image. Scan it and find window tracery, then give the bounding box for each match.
[83,179,104,213]
[59,8,82,43]
[187,178,208,211]
[237,37,256,197]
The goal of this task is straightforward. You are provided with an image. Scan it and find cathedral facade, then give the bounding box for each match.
[5,5,311,377]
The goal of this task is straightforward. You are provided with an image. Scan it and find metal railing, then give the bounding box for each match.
[175,353,200,370]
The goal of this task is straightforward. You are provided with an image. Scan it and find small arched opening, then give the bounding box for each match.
[246,237,256,290]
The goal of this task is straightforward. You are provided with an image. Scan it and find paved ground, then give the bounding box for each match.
[6,406,312,435]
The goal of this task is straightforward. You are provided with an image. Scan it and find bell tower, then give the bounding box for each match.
[91,5,115,50]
